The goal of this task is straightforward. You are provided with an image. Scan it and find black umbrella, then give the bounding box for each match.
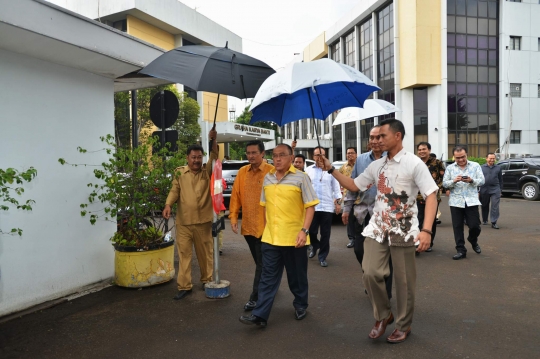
[139,42,275,125]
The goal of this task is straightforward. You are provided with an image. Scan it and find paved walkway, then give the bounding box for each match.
[1,196,539,358]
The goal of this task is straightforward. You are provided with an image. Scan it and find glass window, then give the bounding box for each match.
[510,131,521,145]
[509,161,525,170]
[467,49,477,64]
[467,0,478,16]
[510,36,521,50]
[456,17,467,32]
[478,66,488,82]
[537,130,540,144]
[467,18,477,34]
[345,31,356,68]
[538,84,540,98]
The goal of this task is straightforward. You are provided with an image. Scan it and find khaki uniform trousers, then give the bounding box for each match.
[176,222,213,290]
[363,238,416,331]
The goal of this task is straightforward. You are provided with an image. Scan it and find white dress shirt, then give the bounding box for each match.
[306,165,342,213]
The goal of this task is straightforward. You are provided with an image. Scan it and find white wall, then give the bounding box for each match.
[0,49,115,316]
[499,0,540,156]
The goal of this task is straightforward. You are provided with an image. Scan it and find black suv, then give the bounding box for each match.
[222,161,249,209]
[497,157,540,201]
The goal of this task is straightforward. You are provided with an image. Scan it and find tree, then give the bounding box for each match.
[114,85,201,151]
[0,167,37,236]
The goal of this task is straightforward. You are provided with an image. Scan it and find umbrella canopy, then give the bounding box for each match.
[249,59,379,126]
[139,44,275,99]
[331,99,400,126]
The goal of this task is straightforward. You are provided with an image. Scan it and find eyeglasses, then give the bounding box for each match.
[272,153,290,159]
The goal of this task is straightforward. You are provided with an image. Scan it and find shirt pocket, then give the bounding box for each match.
[394,175,413,194]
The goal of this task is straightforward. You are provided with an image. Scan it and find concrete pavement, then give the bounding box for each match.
[0,196,539,358]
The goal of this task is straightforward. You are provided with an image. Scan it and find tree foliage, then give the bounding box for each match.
[114,85,201,151]
[0,167,37,236]
[58,135,186,249]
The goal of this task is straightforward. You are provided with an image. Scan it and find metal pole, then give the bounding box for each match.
[212,159,220,284]
[160,90,166,154]
[131,90,138,149]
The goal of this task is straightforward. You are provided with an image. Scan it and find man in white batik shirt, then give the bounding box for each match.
[319,119,439,344]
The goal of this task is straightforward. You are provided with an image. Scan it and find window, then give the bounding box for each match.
[510,83,521,97]
[538,38,540,51]
[510,130,521,144]
[509,161,525,170]
[331,42,341,63]
[344,31,355,68]
[509,36,521,50]
[538,84,540,98]
[537,130,540,144]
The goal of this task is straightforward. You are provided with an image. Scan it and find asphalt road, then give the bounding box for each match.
[1,196,539,358]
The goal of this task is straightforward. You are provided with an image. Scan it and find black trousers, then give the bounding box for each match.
[417,201,439,248]
[354,213,393,300]
[244,235,263,302]
[252,243,309,321]
[450,205,481,254]
[309,211,334,262]
[346,207,357,242]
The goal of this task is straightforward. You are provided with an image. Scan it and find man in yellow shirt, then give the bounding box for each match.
[163,128,218,300]
[229,141,273,311]
[239,144,319,327]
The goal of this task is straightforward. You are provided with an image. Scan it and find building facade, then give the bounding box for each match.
[294,0,540,161]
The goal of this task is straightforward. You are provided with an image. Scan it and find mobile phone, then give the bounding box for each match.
[462,175,469,179]
[294,136,297,141]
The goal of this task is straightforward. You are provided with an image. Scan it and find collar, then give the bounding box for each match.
[368,150,386,161]
[248,161,271,172]
[269,164,296,175]
[391,148,407,163]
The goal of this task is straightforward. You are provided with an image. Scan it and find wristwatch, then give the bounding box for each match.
[327,166,335,174]
[301,228,309,235]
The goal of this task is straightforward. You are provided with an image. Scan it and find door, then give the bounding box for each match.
[503,161,525,191]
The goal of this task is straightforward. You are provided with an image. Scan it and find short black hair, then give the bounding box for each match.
[314,146,326,155]
[294,154,306,162]
[429,153,437,158]
[246,140,265,153]
[452,145,468,154]
[187,144,204,156]
[417,142,431,150]
[346,147,357,154]
[379,118,405,139]
[486,152,496,157]
[275,143,293,155]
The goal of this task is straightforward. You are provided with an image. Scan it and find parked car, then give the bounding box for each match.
[222,160,249,209]
[498,157,540,201]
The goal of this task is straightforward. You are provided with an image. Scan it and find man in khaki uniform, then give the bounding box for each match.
[163,128,218,300]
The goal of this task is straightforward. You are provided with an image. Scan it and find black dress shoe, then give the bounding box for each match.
[491,223,499,229]
[346,241,354,248]
[244,300,257,311]
[320,261,328,267]
[472,245,481,254]
[239,314,267,327]
[453,253,466,260]
[309,248,317,258]
[295,308,307,320]
[435,219,442,225]
[173,289,192,300]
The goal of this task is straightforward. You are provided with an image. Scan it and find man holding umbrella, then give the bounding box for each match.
[318,119,439,343]
[163,128,218,300]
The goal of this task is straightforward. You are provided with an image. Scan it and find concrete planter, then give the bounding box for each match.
[114,240,175,288]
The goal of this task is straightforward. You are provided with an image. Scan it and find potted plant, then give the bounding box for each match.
[59,135,186,287]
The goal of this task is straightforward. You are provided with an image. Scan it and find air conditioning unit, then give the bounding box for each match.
[509,153,518,158]
[522,154,532,158]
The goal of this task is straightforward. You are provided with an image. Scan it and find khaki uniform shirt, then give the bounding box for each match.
[165,150,218,225]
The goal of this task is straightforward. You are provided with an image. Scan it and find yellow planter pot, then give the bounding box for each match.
[114,242,175,288]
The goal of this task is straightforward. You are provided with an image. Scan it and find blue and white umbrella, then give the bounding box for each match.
[249,59,380,147]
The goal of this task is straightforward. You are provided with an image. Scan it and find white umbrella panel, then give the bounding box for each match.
[331,99,400,126]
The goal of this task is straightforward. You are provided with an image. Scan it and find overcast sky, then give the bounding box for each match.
[179,0,359,114]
